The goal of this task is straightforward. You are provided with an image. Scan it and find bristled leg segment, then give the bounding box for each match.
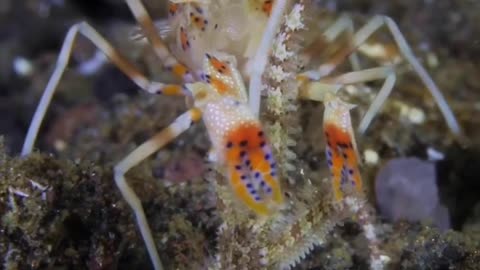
[125,0,193,81]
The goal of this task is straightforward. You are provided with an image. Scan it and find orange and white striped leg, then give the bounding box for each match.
[21,22,188,156]
[169,0,210,4]
[316,14,362,77]
[302,16,360,80]
[125,0,192,81]
[114,108,202,270]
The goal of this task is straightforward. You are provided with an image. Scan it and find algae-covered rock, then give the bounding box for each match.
[0,133,218,269]
[375,158,450,231]
[382,223,480,270]
[0,140,149,269]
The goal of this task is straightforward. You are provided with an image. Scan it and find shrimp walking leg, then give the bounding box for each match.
[114,108,202,270]
[310,15,460,136]
[300,66,396,133]
[21,22,188,156]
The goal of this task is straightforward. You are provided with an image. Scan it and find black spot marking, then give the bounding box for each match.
[258,131,264,137]
[204,74,212,83]
[246,183,253,189]
[245,160,251,166]
[260,180,266,186]
[218,64,227,73]
[241,175,247,180]
[254,172,261,178]
[226,141,233,148]
[264,154,271,160]
[348,169,354,175]
[235,165,242,170]
[260,141,266,147]
[240,151,247,157]
[240,140,248,147]
[265,187,272,193]
[270,172,276,177]
[337,142,349,148]
[270,163,276,169]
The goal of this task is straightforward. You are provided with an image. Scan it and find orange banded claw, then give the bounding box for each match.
[324,122,363,201]
[224,123,283,215]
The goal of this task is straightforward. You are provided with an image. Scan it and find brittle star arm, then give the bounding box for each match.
[307,15,461,136]
[114,107,202,270]
[21,22,189,156]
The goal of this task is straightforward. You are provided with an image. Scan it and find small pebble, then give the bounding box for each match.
[13,56,33,77]
[427,147,445,161]
[426,52,439,68]
[364,149,379,165]
[408,107,426,124]
[375,157,450,231]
